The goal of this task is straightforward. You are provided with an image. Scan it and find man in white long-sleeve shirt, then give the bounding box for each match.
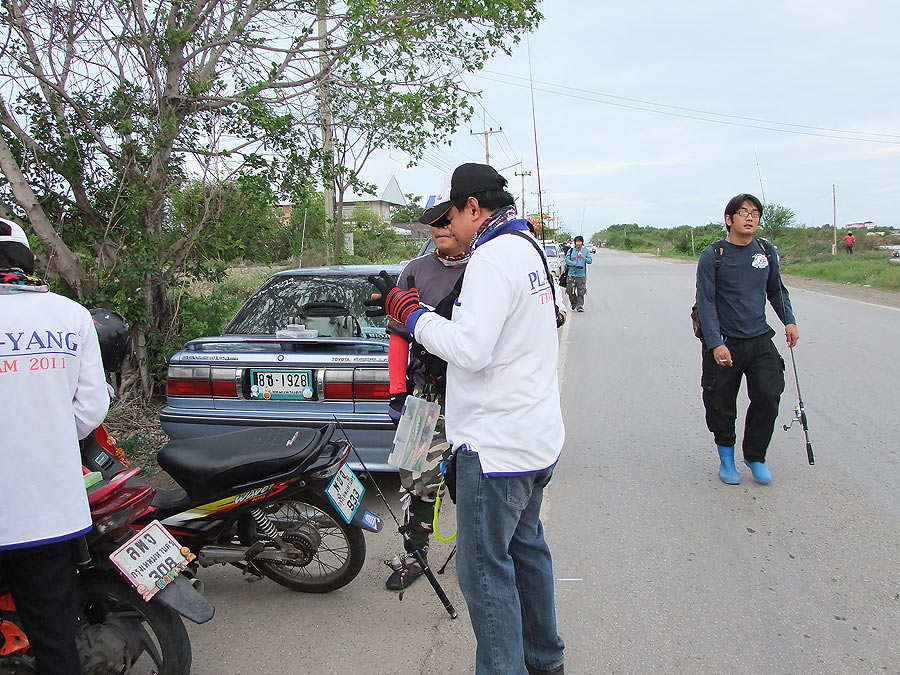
[368,164,565,675]
[0,218,110,674]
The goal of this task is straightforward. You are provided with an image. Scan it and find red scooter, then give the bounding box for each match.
[0,464,214,674]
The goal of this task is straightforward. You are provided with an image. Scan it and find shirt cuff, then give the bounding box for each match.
[405,308,429,336]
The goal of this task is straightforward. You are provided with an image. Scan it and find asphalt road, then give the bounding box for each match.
[185,248,899,675]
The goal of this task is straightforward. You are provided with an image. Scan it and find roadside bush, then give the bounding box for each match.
[147,270,271,386]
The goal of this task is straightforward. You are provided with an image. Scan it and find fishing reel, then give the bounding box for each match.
[782,403,815,465]
[782,405,805,432]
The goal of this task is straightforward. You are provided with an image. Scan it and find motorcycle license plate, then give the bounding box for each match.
[249,369,315,400]
[109,520,195,602]
[326,464,365,524]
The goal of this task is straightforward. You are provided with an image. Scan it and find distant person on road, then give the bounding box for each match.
[843,232,855,254]
[564,235,592,312]
[382,213,468,591]
[367,163,566,675]
[695,194,799,486]
[0,218,110,674]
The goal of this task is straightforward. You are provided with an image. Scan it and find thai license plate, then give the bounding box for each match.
[249,369,315,400]
[109,520,195,602]
[326,464,365,524]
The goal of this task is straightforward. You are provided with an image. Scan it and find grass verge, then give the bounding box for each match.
[781,257,900,291]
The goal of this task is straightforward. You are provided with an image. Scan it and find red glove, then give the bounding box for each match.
[366,271,422,324]
[385,285,421,324]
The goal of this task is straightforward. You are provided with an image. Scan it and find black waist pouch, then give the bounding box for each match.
[440,452,457,504]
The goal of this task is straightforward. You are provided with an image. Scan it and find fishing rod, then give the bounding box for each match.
[332,416,458,619]
[755,153,815,465]
[526,35,545,243]
[782,349,815,464]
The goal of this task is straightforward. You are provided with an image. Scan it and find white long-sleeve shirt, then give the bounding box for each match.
[1,289,110,549]
[411,229,565,475]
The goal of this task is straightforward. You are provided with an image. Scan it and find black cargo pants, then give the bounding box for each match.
[0,539,81,674]
[701,329,785,463]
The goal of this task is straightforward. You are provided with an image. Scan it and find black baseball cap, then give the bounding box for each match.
[419,163,507,225]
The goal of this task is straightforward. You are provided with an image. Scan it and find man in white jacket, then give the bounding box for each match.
[368,164,565,675]
[0,218,110,674]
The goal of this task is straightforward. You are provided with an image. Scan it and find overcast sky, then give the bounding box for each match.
[359,0,900,237]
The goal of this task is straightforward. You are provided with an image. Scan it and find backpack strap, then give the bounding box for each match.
[504,229,558,309]
[712,240,725,271]
[712,237,773,272]
[754,237,773,263]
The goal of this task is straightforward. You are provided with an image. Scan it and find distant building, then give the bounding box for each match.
[845,221,875,230]
[341,175,407,223]
[279,175,408,224]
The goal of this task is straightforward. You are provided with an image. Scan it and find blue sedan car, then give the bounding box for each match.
[160,265,402,471]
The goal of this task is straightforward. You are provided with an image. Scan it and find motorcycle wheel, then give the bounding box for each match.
[249,495,366,593]
[77,574,191,675]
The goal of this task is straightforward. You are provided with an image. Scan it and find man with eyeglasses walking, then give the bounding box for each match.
[695,193,799,486]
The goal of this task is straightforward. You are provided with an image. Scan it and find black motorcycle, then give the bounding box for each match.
[81,423,382,593]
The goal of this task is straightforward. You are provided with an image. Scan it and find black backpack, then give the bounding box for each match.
[690,237,772,342]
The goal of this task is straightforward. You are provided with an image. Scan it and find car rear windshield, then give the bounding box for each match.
[544,245,560,256]
[225,274,392,335]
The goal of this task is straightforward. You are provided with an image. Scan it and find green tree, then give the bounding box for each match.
[346,205,417,263]
[169,176,284,268]
[391,194,426,224]
[759,203,796,242]
[0,0,542,393]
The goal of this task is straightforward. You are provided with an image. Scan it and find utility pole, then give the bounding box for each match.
[832,184,837,256]
[545,203,555,243]
[470,127,502,165]
[515,170,531,218]
[318,2,338,264]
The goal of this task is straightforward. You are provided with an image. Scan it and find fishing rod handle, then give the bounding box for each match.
[413,548,458,620]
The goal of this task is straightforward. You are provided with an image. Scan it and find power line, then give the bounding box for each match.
[471,96,521,168]
[480,70,900,139]
[472,72,900,145]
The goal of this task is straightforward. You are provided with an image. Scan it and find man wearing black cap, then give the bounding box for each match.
[367,163,566,675]
[0,218,110,673]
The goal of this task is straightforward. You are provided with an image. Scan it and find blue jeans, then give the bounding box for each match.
[456,448,565,674]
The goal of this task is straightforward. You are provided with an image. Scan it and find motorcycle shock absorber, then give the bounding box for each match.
[250,508,285,547]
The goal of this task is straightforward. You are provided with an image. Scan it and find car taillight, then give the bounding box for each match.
[322,369,389,400]
[212,380,237,396]
[211,367,238,397]
[324,370,353,399]
[167,378,212,396]
[167,365,237,397]
[354,369,390,400]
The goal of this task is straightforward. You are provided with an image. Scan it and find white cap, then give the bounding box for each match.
[0,218,30,249]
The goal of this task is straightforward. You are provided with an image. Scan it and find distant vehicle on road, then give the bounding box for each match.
[161,265,402,471]
[588,244,597,254]
[543,242,564,278]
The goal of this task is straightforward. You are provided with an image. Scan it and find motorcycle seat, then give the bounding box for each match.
[150,487,191,512]
[157,426,329,498]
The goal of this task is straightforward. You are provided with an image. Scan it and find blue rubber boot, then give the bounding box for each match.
[717,445,740,484]
[744,460,772,485]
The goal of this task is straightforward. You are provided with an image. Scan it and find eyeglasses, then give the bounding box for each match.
[736,209,761,218]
